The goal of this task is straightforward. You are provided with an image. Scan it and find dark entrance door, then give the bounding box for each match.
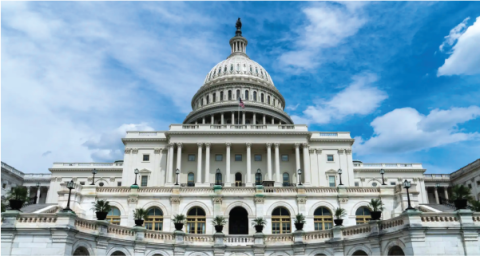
[229,206,248,234]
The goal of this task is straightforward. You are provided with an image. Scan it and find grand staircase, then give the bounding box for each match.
[420,204,456,212]
[20,203,55,213]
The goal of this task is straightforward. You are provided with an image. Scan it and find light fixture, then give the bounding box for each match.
[62,180,75,213]
[298,169,302,186]
[403,179,414,211]
[133,168,140,186]
[380,169,386,185]
[91,168,98,185]
[338,169,343,186]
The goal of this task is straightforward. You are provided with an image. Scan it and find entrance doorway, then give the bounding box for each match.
[229,206,248,234]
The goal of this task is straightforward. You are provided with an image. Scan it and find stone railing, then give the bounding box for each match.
[379,216,405,230]
[420,213,459,223]
[342,223,371,237]
[35,205,61,214]
[144,230,175,243]
[96,187,132,193]
[344,187,381,193]
[52,162,123,167]
[1,162,25,177]
[75,218,97,231]
[16,214,57,225]
[108,225,135,237]
[264,233,294,244]
[185,234,214,244]
[305,187,338,193]
[473,213,480,222]
[353,163,421,168]
[221,187,256,194]
[303,230,333,243]
[169,124,309,132]
[224,235,255,245]
[138,187,173,193]
[264,187,297,193]
[180,187,214,194]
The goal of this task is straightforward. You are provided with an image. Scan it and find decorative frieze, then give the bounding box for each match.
[132,148,139,154]
[212,197,223,204]
[170,197,181,204]
[124,148,132,154]
[296,197,307,204]
[154,148,163,154]
[254,197,264,204]
[127,196,138,204]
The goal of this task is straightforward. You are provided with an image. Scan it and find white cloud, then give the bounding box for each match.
[438,16,480,76]
[286,103,300,111]
[291,73,387,125]
[354,106,480,155]
[439,17,470,52]
[278,2,367,71]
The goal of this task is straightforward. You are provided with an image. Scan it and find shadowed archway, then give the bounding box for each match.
[229,206,248,234]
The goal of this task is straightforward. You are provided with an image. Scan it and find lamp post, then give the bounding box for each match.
[298,169,302,186]
[90,168,98,185]
[133,168,140,186]
[175,169,180,185]
[338,169,343,186]
[380,169,386,185]
[62,180,75,213]
[256,169,261,185]
[403,179,414,211]
[216,168,221,185]
[35,182,40,204]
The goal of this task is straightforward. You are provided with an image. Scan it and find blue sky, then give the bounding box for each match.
[2,2,480,174]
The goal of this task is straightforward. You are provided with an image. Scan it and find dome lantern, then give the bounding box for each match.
[229,18,248,57]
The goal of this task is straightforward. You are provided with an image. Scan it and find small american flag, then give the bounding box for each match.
[239,98,245,108]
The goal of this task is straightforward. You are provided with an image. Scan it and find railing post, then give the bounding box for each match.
[368,220,381,255]
[292,230,305,256]
[1,210,20,256]
[457,209,480,255]
[401,211,427,255]
[327,226,345,256]
[95,220,110,256]
[173,230,186,256]
[52,212,78,256]
[213,232,226,256]
[253,233,265,256]
[133,226,146,256]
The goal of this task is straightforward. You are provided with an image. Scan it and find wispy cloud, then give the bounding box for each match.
[41,151,52,157]
[439,17,470,52]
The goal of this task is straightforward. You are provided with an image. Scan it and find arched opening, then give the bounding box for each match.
[235,172,242,187]
[145,207,163,231]
[188,172,195,187]
[261,93,264,103]
[236,89,241,100]
[73,247,89,256]
[245,90,249,100]
[228,90,232,100]
[314,207,333,230]
[255,170,262,185]
[187,207,206,234]
[215,170,223,185]
[283,172,290,186]
[388,246,405,256]
[110,251,126,256]
[352,250,368,256]
[355,207,372,225]
[229,206,248,234]
[253,91,257,101]
[272,207,291,234]
[107,207,121,225]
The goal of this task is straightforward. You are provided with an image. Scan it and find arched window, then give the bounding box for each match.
[352,251,368,256]
[236,90,241,100]
[245,90,249,100]
[314,207,333,230]
[188,173,195,187]
[283,173,290,186]
[250,66,252,72]
[255,67,258,74]
[215,171,223,185]
[261,93,264,103]
[253,91,257,101]
[355,207,371,224]
[73,247,90,256]
[212,93,216,103]
[206,95,210,104]
[388,246,405,256]
[220,91,224,101]
[218,68,221,74]
[272,207,291,234]
[268,96,271,105]
[224,66,227,72]
[145,207,163,231]
[230,64,233,71]
[237,64,239,71]
[228,90,232,100]
[107,207,121,225]
[255,171,262,185]
[187,207,206,234]
[235,172,242,187]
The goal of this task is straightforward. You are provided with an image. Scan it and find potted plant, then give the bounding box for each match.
[133,208,149,227]
[7,186,29,210]
[368,199,384,220]
[450,185,472,210]
[470,200,480,212]
[334,207,346,226]
[173,214,186,231]
[252,217,266,233]
[294,213,305,231]
[92,200,111,221]
[212,216,227,233]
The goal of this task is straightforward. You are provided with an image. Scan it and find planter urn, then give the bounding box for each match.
[9,200,24,211]
[215,225,224,233]
[96,212,108,221]
[294,223,304,231]
[135,219,144,226]
[370,211,382,220]
[174,223,184,231]
[334,219,344,226]
[254,225,264,233]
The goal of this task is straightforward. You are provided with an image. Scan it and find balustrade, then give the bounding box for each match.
[224,235,254,245]
[145,230,175,243]
[75,219,97,231]
[265,233,293,244]
[303,230,333,242]
[108,225,135,237]
[342,223,371,237]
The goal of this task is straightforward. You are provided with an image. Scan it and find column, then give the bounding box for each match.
[267,143,272,180]
[253,113,256,125]
[204,143,211,184]
[202,117,205,124]
[434,187,439,204]
[211,115,214,124]
[231,112,234,124]
[242,112,245,125]
[221,113,224,125]
[167,143,174,184]
[263,114,266,125]
[36,187,41,204]
[176,143,182,174]
[295,143,301,172]
[444,187,449,200]
[274,143,281,185]
[302,143,311,186]
[197,143,203,184]
[226,143,231,186]
[246,143,252,186]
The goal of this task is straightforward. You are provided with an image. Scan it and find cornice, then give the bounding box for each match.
[450,159,480,181]
[49,168,123,172]
[309,138,355,145]
[165,131,311,137]
[354,168,426,173]
[122,138,167,145]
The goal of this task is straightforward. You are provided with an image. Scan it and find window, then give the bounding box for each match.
[117,182,122,187]
[80,182,85,185]
[213,93,216,102]
[329,176,336,187]
[215,154,223,161]
[215,171,223,185]
[272,207,291,234]
[220,91,224,101]
[355,207,371,224]
[107,207,121,225]
[372,182,377,187]
[188,154,196,161]
[354,182,359,187]
[477,181,480,186]
[255,171,263,185]
[283,173,290,186]
[327,155,334,162]
[253,91,257,101]
[469,184,472,189]
[254,154,262,161]
[206,95,210,104]
[236,90,240,100]
[230,64,233,71]
[141,176,148,186]
[99,182,104,187]
[143,154,150,161]
[281,155,289,161]
[2,183,6,189]
[235,154,242,161]
[187,207,206,234]
[314,207,333,230]
[235,173,242,186]
[268,96,271,104]
[390,182,396,185]
[145,207,163,231]
[188,173,195,187]
[245,90,249,100]
[228,90,232,100]
[224,66,227,72]
[250,66,252,72]
[261,93,264,103]
[237,64,239,71]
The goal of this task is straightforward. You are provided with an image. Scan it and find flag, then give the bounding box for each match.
[239,98,245,108]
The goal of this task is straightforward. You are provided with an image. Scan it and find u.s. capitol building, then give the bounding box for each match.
[2,20,480,256]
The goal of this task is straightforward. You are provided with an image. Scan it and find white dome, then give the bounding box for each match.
[203,55,275,87]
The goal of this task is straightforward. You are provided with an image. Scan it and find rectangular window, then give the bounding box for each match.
[329,176,336,187]
[220,92,224,101]
[235,154,242,161]
[390,182,396,185]
[468,184,472,189]
[327,155,334,162]
[2,183,6,189]
[354,182,359,187]
[80,182,85,185]
[188,154,196,161]
[213,93,216,102]
[254,154,262,161]
[215,154,223,161]
[117,182,122,187]
[143,154,150,161]
[141,176,148,186]
[281,155,289,161]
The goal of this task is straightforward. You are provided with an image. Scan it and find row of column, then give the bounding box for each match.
[165,142,311,186]
[196,112,282,125]
[432,186,449,204]
[28,186,46,204]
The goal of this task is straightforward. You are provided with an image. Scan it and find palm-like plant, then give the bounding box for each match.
[252,217,267,226]
[470,200,480,212]
[334,207,347,220]
[133,208,149,220]
[173,214,186,224]
[294,213,306,224]
[7,186,30,202]
[450,185,473,201]
[368,198,384,212]
[212,216,227,226]
[91,200,112,213]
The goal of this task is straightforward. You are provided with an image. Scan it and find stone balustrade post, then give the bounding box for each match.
[402,211,427,256]
[253,233,266,256]
[1,210,20,256]
[457,210,480,256]
[95,220,109,256]
[173,230,186,256]
[213,232,226,256]
[56,211,77,228]
[328,226,344,256]
[292,230,305,256]
[51,212,78,256]
[133,226,147,256]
